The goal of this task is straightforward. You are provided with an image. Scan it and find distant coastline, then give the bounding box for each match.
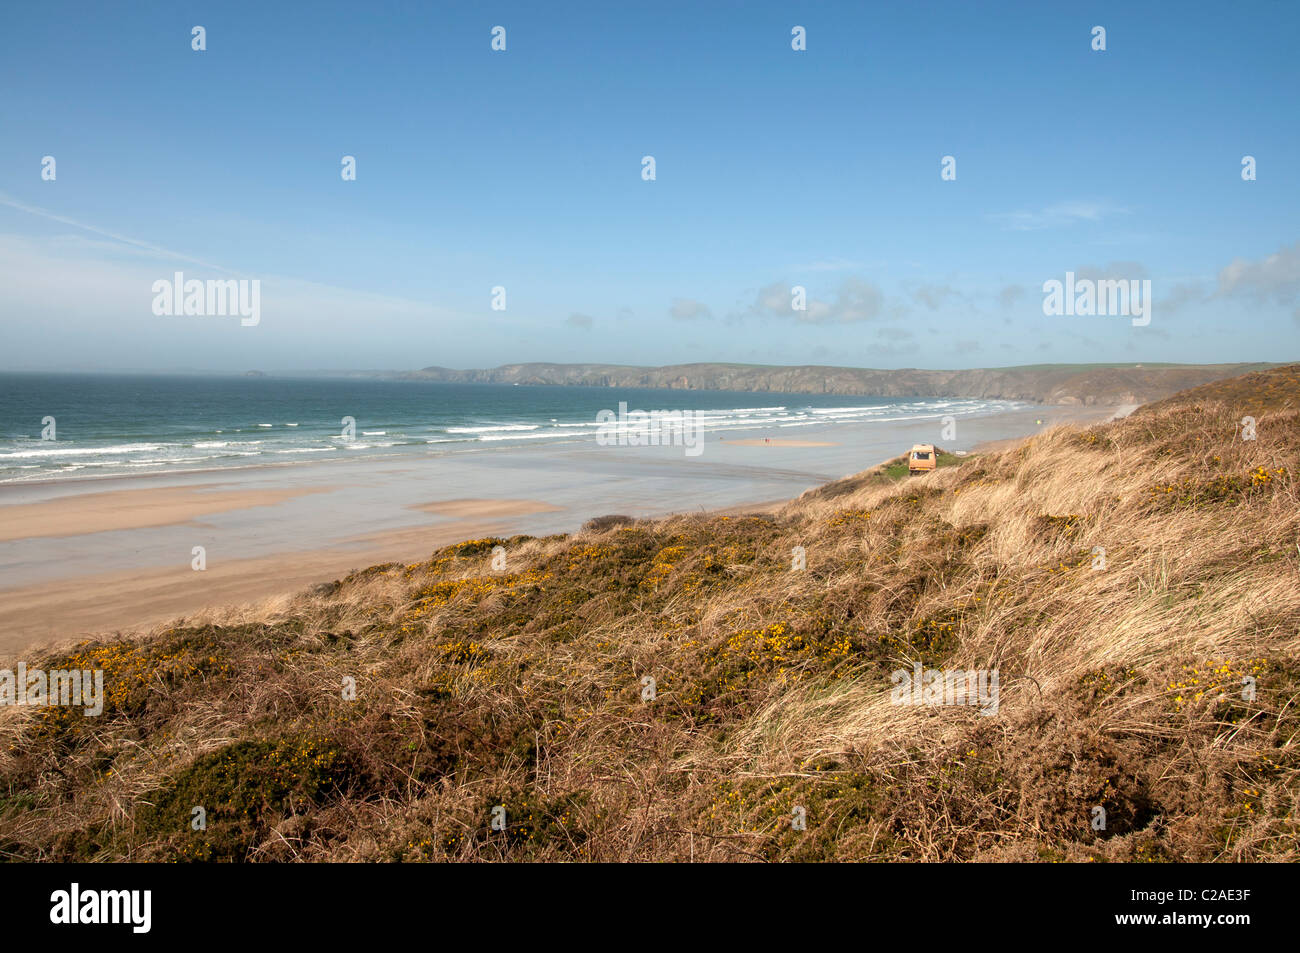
[381,361,1278,406]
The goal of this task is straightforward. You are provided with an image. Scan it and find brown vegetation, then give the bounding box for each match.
[1,366,1297,861]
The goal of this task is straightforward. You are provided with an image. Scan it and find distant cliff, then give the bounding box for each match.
[398,362,1278,406]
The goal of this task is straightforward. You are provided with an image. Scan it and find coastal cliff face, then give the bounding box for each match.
[399,362,1276,405]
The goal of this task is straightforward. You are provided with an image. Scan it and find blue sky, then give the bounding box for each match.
[1,0,1297,372]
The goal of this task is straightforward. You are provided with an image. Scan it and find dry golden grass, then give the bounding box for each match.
[1,365,1298,862]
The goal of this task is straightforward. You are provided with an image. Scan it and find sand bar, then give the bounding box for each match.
[409,498,565,518]
[0,484,334,542]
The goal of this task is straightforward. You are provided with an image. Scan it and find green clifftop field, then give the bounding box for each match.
[2,365,1298,862]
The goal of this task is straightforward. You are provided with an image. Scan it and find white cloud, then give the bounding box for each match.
[1216,242,1300,304]
[744,277,890,324]
[668,298,711,321]
[990,200,1130,232]
[0,192,231,272]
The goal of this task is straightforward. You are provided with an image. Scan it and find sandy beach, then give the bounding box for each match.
[0,402,1118,654]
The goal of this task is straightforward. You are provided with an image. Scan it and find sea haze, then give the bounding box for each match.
[0,373,1027,483]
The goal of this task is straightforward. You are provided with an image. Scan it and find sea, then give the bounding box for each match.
[0,373,1027,484]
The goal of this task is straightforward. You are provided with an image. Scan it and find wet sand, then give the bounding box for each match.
[0,516,536,655]
[409,498,565,518]
[722,438,838,447]
[0,484,335,542]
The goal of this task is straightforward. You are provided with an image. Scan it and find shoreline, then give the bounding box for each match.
[0,434,591,493]
[0,402,1122,656]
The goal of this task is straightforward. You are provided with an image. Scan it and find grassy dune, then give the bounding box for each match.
[2,366,1298,862]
